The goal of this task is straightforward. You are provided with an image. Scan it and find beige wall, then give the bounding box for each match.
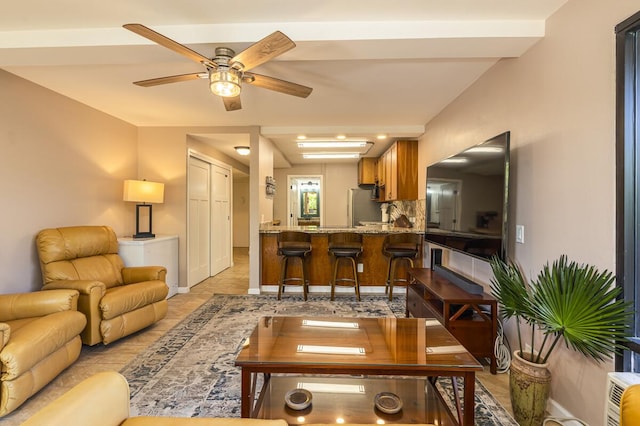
[273,163,358,227]
[233,177,250,247]
[418,1,639,422]
[0,69,138,294]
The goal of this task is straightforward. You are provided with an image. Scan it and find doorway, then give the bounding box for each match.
[287,175,323,226]
[187,153,232,288]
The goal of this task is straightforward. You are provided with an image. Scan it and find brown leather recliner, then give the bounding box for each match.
[36,226,169,346]
[0,289,86,417]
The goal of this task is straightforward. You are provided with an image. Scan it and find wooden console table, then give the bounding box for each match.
[407,268,498,374]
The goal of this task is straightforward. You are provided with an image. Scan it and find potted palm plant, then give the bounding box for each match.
[489,255,632,426]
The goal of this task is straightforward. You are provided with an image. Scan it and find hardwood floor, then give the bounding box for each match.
[4,247,512,424]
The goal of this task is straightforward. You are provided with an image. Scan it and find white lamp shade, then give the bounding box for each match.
[123,180,164,204]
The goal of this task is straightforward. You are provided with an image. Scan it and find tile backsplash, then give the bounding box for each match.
[388,199,425,229]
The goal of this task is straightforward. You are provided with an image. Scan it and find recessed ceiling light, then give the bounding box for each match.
[298,141,367,148]
[297,135,307,140]
[376,134,387,140]
[336,134,347,140]
[303,153,360,159]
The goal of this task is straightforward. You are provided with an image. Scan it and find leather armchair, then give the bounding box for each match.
[36,226,169,345]
[23,371,288,426]
[621,384,640,426]
[23,371,430,426]
[0,289,86,417]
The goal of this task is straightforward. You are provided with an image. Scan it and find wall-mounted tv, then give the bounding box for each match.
[425,131,510,260]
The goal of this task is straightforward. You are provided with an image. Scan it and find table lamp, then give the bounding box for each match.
[123,179,164,239]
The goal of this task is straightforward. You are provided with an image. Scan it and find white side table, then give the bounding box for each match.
[118,235,179,298]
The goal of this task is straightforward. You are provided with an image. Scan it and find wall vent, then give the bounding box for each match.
[604,372,640,426]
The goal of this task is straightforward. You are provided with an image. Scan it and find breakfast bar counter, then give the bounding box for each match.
[260,224,424,290]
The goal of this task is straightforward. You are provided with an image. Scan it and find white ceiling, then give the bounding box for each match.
[0,0,567,167]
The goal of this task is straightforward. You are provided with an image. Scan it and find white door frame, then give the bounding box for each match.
[187,149,234,287]
[286,175,324,226]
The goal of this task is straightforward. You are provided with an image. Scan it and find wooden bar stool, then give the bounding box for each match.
[277,231,312,300]
[328,232,363,301]
[382,233,422,300]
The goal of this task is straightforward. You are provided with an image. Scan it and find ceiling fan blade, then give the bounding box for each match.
[223,96,242,111]
[133,72,205,87]
[244,72,313,98]
[232,31,295,71]
[124,23,213,66]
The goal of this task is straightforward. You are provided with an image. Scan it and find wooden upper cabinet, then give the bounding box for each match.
[379,140,418,201]
[358,158,377,185]
[377,155,385,187]
[385,143,397,201]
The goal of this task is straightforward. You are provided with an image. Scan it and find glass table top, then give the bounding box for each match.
[235,316,482,371]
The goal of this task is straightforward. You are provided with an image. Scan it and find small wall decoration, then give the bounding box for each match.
[265,176,276,197]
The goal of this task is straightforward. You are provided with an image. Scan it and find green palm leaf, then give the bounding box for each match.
[531,255,632,363]
[490,255,632,364]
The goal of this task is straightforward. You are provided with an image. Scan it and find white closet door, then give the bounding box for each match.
[210,163,231,275]
[188,157,210,287]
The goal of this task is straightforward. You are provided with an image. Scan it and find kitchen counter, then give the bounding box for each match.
[260,223,424,234]
[259,224,424,292]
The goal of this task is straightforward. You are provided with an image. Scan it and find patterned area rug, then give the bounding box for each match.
[120,294,516,425]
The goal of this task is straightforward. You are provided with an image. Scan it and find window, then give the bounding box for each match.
[616,10,640,372]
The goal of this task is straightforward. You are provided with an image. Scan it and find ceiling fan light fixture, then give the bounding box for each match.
[210,68,241,98]
[235,146,251,156]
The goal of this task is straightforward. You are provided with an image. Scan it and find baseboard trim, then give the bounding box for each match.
[546,398,585,425]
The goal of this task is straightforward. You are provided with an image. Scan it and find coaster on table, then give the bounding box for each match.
[285,388,312,410]
[374,391,403,414]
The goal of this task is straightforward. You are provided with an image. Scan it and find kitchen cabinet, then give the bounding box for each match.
[357,158,376,185]
[379,140,418,201]
[118,235,179,298]
[376,157,384,186]
[376,156,385,186]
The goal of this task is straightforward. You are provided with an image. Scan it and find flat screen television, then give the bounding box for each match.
[425,131,510,260]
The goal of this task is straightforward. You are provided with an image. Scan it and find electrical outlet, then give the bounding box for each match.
[357,263,364,273]
[525,344,532,354]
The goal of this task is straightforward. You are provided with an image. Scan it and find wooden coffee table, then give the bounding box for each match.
[234,316,482,426]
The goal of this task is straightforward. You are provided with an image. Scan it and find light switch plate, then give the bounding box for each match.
[515,225,525,244]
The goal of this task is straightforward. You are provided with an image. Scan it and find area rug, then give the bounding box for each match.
[120,294,516,425]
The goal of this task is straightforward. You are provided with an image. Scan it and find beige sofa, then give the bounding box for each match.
[23,371,435,426]
[36,226,168,345]
[0,289,86,417]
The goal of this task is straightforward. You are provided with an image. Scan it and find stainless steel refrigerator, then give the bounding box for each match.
[347,188,382,226]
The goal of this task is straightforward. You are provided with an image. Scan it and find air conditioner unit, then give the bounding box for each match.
[604,372,640,426]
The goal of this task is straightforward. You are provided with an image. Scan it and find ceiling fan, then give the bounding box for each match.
[123,23,313,111]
